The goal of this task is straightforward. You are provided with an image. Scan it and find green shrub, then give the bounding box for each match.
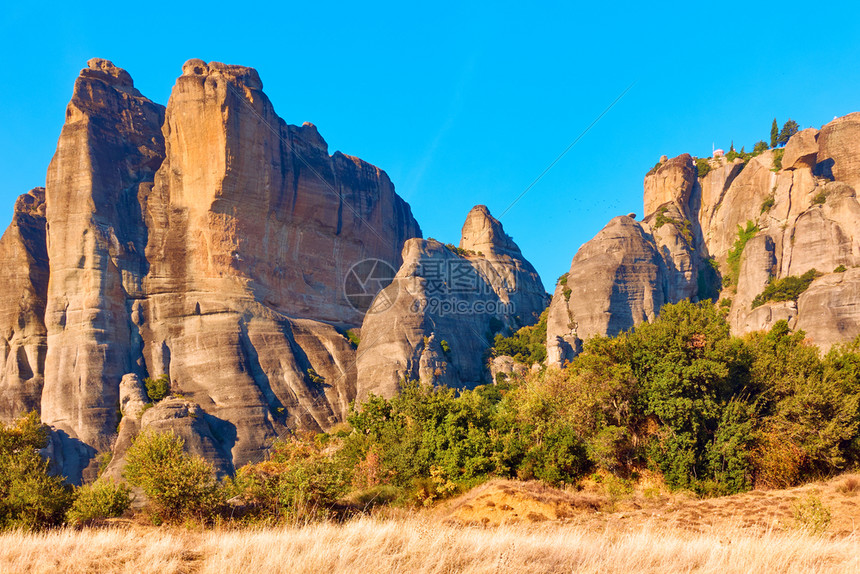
[234,438,347,521]
[492,310,548,365]
[67,479,131,525]
[772,149,784,171]
[144,374,170,402]
[812,190,828,205]
[696,158,711,178]
[440,339,451,354]
[753,140,769,154]
[760,195,775,214]
[557,274,568,286]
[346,329,361,348]
[725,221,759,290]
[307,368,325,385]
[123,430,224,521]
[751,269,820,308]
[0,412,73,530]
[834,265,847,273]
[792,493,831,534]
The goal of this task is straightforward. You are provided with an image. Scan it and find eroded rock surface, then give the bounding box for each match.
[0,59,421,482]
[356,206,548,401]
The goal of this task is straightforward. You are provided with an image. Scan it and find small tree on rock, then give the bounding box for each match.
[770,118,779,148]
[778,119,799,146]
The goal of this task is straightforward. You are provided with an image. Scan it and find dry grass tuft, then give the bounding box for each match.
[836,475,860,495]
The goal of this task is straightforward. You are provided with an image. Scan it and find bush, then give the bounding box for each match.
[696,158,711,178]
[67,479,131,525]
[345,329,361,348]
[725,221,759,290]
[234,437,347,521]
[835,265,847,273]
[753,140,769,154]
[492,309,547,365]
[0,412,73,530]
[812,190,828,205]
[760,195,775,214]
[144,374,170,402]
[123,430,224,521]
[751,269,820,308]
[772,148,784,171]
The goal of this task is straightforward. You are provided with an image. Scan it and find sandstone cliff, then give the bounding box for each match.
[0,188,48,421]
[356,206,548,401]
[547,112,860,365]
[0,59,422,482]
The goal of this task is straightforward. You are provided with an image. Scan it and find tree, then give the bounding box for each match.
[770,118,779,148]
[123,429,224,520]
[778,119,800,146]
[754,140,769,154]
[0,412,72,530]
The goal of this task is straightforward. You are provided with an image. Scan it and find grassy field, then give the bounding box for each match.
[2,474,859,573]
[1,516,858,573]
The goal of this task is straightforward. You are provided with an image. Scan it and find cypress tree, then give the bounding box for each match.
[770,118,779,148]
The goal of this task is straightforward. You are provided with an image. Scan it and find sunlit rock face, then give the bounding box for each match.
[548,114,860,365]
[0,58,421,482]
[356,206,548,402]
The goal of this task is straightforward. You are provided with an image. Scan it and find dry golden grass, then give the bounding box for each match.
[1,516,859,574]
[3,473,860,573]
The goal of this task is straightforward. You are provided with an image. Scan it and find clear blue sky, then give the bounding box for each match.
[2,1,859,291]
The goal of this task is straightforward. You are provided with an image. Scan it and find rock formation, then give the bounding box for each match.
[0,59,421,482]
[355,206,548,402]
[548,112,860,366]
[0,188,48,421]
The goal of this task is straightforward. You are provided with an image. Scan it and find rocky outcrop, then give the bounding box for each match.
[817,112,860,189]
[0,59,422,482]
[547,215,679,366]
[355,206,548,402]
[0,189,49,421]
[643,154,696,217]
[550,113,860,363]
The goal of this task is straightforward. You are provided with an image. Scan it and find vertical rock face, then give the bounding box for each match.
[40,59,167,479]
[643,154,696,218]
[355,206,548,402]
[0,189,48,421]
[546,216,668,366]
[817,112,860,190]
[0,59,423,482]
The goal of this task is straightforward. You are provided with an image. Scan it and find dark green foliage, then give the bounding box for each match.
[771,118,779,148]
[754,140,769,154]
[725,221,759,290]
[813,190,828,205]
[144,374,170,402]
[835,265,847,273]
[492,309,548,365]
[696,158,711,178]
[751,269,821,309]
[444,243,474,257]
[123,430,224,521]
[307,368,325,385]
[0,412,73,530]
[760,195,775,214]
[557,274,568,286]
[778,119,800,146]
[67,479,131,525]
